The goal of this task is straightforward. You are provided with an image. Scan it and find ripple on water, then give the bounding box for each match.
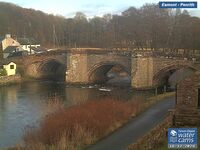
[0,81,153,148]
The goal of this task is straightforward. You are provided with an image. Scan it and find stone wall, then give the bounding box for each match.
[0,74,21,85]
[131,56,196,89]
[176,71,200,107]
[87,53,131,74]
[127,115,172,150]
[66,53,88,83]
[152,58,195,86]
[175,71,200,126]
[131,57,154,89]
[9,54,67,79]
[65,52,131,84]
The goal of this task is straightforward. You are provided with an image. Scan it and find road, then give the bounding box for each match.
[87,97,175,150]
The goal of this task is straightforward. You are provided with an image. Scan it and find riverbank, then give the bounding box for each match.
[5,92,175,150]
[0,74,21,85]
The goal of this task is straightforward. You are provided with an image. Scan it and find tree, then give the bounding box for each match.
[0,2,200,50]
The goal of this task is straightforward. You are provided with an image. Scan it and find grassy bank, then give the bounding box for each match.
[0,74,21,86]
[10,92,175,150]
[142,92,175,114]
[23,99,138,150]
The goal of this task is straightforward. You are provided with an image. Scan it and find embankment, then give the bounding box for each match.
[0,74,21,85]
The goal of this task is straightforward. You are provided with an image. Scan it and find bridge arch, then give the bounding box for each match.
[153,64,197,88]
[26,59,66,81]
[88,61,131,84]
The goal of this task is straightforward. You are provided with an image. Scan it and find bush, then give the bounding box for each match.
[0,68,7,76]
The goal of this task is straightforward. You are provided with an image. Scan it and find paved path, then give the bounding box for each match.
[87,97,175,150]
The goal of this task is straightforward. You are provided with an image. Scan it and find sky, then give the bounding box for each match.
[0,0,200,18]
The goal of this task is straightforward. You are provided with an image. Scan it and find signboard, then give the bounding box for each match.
[159,1,198,8]
[168,128,198,149]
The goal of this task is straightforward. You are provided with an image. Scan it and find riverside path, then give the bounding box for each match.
[87,97,175,150]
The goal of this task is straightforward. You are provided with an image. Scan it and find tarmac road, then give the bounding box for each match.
[87,97,175,150]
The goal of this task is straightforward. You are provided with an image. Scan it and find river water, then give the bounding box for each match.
[0,81,154,148]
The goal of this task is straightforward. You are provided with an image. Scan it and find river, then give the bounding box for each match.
[0,81,154,148]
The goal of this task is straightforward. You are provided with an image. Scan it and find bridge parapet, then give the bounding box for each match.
[133,50,200,61]
[2,48,200,62]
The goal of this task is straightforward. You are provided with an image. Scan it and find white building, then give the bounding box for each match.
[17,38,41,54]
[0,61,16,76]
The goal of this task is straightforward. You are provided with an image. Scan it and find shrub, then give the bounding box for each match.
[0,68,7,76]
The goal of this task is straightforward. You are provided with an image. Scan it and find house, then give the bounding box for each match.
[0,34,21,59]
[3,46,23,58]
[7,51,28,58]
[0,61,16,76]
[174,71,200,126]
[0,34,44,58]
[17,38,41,54]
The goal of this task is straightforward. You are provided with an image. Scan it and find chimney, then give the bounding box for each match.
[5,34,11,38]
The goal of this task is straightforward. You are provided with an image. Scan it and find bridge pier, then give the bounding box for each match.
[131,57,155,89]
[65,53,89,84]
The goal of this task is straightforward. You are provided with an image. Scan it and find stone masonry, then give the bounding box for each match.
[175,71,200,126]
[5,49,200,89]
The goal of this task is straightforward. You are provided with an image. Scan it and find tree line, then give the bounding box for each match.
[0,2,200,50]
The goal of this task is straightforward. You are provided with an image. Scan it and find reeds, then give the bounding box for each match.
[23,98,142,150]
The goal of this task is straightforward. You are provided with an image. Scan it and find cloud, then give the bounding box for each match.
[189,10,200,17]
[1,0,200,18]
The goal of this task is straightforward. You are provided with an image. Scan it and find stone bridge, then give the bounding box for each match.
[6,49,200,89]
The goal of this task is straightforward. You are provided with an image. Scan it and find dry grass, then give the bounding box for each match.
[45,96,64,114]
[22,92,175,150]
[23,99,141,150]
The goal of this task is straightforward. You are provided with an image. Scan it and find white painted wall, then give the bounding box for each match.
[21,44,40,54]
[3,62,16,76]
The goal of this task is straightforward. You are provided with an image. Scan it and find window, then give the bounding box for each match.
[198,88,200,107]
[10,65,14,69]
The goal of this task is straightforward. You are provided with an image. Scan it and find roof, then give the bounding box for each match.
[17,38,39,45]
[7,51,28,58]
[3,46,19,53]
[0,60,16,66]
[30,46,45,52]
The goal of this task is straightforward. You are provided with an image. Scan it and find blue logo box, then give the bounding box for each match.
[168,128,198,149]
[159,1,197,8]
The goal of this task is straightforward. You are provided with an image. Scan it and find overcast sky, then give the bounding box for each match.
[0,0,200,17]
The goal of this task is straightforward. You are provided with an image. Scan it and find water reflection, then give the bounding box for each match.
[0,81,153,148]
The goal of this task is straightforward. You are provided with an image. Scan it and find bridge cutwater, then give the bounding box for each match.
[5,49,200,89]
